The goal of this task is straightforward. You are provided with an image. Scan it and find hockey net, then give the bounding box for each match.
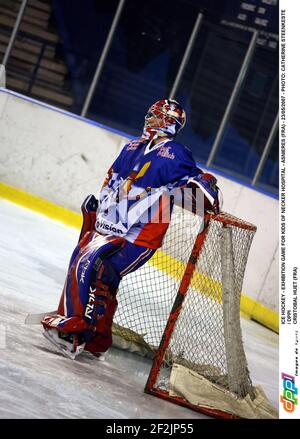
[112,207,276,418]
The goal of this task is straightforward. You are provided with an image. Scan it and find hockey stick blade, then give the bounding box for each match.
[25,310,57,325]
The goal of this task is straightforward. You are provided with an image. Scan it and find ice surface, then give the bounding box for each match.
[0,199,278,418]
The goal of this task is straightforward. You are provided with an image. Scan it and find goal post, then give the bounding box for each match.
[220,226,254,400]
[144,217,211,391]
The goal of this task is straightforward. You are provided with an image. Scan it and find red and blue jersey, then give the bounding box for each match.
[95,138,217,249]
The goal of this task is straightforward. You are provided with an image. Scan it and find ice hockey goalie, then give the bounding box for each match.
[41,99,223,360]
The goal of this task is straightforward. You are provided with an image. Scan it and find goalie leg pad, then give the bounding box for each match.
[46,238,155,354]
[61,232,124,317]
[43,233,124,340]
[84,295,118,354]
[84,242,155,355]
[57,195,100,314]
[42,279,117,338]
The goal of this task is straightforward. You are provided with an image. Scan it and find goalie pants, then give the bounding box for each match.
[55,231,155,352]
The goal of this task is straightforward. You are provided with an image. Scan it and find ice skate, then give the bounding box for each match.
[43,329,85,360]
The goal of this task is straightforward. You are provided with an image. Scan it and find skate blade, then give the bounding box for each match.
[82,350,107,361]
[43,330,84,360]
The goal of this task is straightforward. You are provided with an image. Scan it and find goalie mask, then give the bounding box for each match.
[142,99,186,141]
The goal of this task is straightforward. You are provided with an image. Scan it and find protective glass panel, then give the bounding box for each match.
[257,129,279,194]
[211,44,278,187]
[87,0,199,135]
[174,22,250,163]
[0,0,119,111]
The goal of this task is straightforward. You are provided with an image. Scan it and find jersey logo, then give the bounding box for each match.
[96,220,123,235]
[80,259,90,284]
[157,146,175,160]
[126,140,140,151]
[84,287,96,320]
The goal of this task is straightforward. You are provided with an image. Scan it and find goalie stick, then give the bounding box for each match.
[25,310,57,325]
